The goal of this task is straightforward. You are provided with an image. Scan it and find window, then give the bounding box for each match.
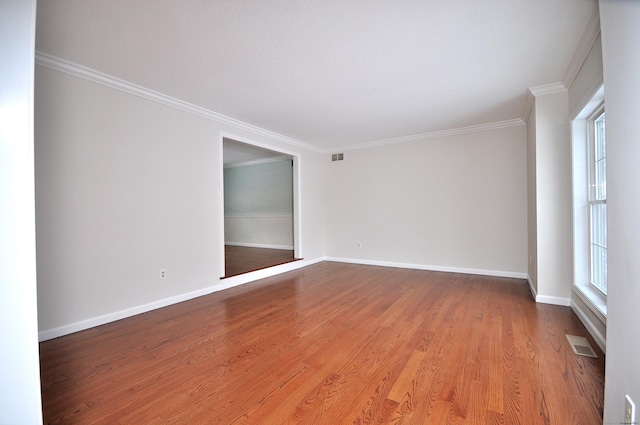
[572,85,606,319]
[589,112,607,294]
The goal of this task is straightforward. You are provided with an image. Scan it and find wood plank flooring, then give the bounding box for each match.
[224,245,297,277]
[40,262,604,424]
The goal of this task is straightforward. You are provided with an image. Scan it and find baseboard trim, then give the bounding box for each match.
[570,298,606,353]
[38,259,555,341]
[225,242,294,250]
[535,294,571,306]
[526,275,571,306]
[38,285,217,341]
[218,257,323,291]
[38,257,323,341]
[325,257,528,279]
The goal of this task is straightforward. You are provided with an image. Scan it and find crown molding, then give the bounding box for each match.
[523,7,599,126]
[562,7,601,90]
[528,82,568,97]
[35,52,531,156]
[328,118,525,153]
[34,52,323,154]
[522,82,568,123]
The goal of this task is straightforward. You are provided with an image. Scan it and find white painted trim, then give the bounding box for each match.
[573,283,607,321]
[571,81,605,121]
[326,257,528,279]
[331,119,525,153]
[39,257,323,341]
[523,82,568,124]
[218,257,323,291]
[292,154,302,260]
[37,52,531,155]
[535,294,571,306]
[218,133,227,278]
[570,298,606,353]
[528,82,568,97]
[526,275,571,306]
[225,242,294,250]
[220,131,303,265]
[39,259,561,341]
[224,213,293,219]
[35,52,322,154]
[562,7,601,89]
[224,156,291,169]
[220,132,301,160]
[38,284,218,341]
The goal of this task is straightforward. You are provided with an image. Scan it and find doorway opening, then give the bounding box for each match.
[221,135,301,277]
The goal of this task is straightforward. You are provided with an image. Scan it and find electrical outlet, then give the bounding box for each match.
[160,269,166,279]
[625,394,636,425]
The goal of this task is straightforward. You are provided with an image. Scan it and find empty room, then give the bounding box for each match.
[3,1,640,424]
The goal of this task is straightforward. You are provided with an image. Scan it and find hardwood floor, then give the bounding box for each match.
[224,245,298,277]
[40,262,604,424]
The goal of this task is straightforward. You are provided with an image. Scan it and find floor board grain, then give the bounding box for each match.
[224,245,297,277]
[40,262,604,424]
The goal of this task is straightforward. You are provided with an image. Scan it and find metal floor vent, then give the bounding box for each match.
[566,335,598,358]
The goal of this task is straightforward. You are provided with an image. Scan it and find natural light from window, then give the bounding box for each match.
[589,112,607,295]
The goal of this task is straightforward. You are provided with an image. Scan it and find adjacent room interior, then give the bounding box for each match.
[222,138,300,277]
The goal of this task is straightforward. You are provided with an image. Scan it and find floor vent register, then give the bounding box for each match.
[566,334,598,358]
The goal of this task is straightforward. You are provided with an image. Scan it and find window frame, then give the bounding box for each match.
[571,84,606,321]
[586,107,607,295]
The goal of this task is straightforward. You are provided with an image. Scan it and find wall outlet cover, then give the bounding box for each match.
[625,394,636,424]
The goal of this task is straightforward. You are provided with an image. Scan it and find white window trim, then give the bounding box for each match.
[586,107,607,295]
[571,85,607,319]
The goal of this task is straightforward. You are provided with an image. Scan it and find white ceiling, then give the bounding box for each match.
[35,0,597,151]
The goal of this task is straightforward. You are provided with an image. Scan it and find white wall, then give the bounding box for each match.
[600,1,640,423]
[532,90,573,304]
[0,0,43,423]
[526,105,538,292]
[324,125,528,277]
[35,65,325,339]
